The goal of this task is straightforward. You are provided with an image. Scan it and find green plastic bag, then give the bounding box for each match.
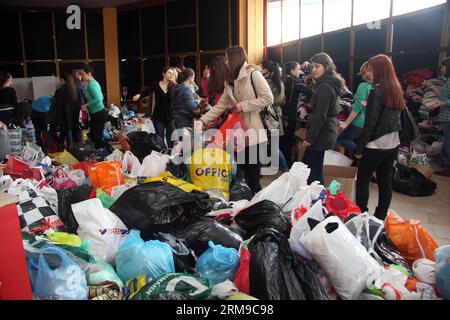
[96,189,116,209]
[131,273,211,300]
[22,232,95,263]
[329,180,341,195]
[44,231,89,250]
[89,259,124,288]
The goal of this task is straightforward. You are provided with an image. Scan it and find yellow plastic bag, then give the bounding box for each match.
[144,172,204,193]
[188,148,232,200]
[44,231,86,248]
[50,150,79,165]
[226,293,258,300]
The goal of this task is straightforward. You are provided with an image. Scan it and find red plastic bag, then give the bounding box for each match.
[211,112,248,152]
[234,240,251,294]
[385,210,439,265]
[118,132,131,151]
[52,168,77,189]
[325,191,361,221]
[87,161,124,195]
[71,160,97,175]
[3,156,44,181]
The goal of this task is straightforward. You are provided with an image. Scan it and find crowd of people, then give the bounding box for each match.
[1,46,450,220]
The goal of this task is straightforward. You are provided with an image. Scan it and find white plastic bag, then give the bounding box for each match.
[121,151,141,177]
[301,216,381,300]
[138,151,170,178]
[111,181,138,200]
[211,280,239,299]
[141,119,156,134]
[106,149,123,162]
[250,162,311,207]
[283,181,325,215]
[324,150,353,167]
[68,169,86,186]
[21,142,45,166]
[289,200,325,260]
[412,259,436,285]
[72,198,129,265]
[0,175,13,193]
[7,178,37,202]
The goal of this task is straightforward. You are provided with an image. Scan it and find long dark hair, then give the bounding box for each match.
[262,59,282,93]
[283,61,300,82]
[17,100,32,121]
[207,56,226,94]
[62,72,77,101]
[225,46,247,85]
[368,54,405,109]
[310,53,348,94]
[177,67,195,84]
[0,71,12,88]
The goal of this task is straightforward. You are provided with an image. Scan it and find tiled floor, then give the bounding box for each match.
[261,165,450,246]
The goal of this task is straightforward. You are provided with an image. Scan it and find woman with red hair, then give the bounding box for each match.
[355,54,405,220]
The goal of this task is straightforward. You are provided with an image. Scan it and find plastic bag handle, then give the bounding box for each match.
[39,246,73,271]
[413,224,427,259]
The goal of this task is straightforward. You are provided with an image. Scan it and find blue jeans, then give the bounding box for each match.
[278,149,289,171]
[302,149,325,185]
[441,121,450,166]
[337,124,363,152]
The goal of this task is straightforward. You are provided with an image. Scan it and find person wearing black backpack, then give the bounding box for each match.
[355,54,405,221]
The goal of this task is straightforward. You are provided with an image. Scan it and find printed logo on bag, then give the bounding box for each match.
[195,167,229,178]
[99,228,130,236]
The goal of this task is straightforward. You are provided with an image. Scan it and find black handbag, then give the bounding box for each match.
[250,71,281,132]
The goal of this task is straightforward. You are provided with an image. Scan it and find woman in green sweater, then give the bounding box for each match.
[337,62,373,154]
[79,64,112,152]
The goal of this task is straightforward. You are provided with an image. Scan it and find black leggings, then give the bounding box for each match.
[237,143,263,195]
[90,109,111,150]
[356,147,398,221]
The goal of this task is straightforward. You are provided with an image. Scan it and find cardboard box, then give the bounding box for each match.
[409,163,433,179]
[323,165,358,202]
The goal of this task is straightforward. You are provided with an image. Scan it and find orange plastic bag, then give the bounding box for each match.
[385,210,438,265]
[87,161,124,195]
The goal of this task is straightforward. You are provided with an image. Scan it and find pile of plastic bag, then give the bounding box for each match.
[1,129,449,300]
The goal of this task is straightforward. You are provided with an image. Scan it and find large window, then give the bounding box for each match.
[300,0,323,39]
[353,0,391,26]
[393,0,446,16]
[267,0,282,46]
[267,0,448,44]
[282,0,300,43]
[324,0,352,33]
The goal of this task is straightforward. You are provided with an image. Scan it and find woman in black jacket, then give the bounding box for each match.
[282,61,313,167]
[54,72,84,151]
[355,54,404,220]
[0,71,18,125]
[302,53,348,185]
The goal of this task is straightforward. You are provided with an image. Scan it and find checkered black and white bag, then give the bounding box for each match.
[17,196,66,236]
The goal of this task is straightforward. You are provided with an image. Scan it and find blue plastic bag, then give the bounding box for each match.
[115,230,175,282]
[28,245,88,300]
[196,241,240,286]
[435,245,450,300]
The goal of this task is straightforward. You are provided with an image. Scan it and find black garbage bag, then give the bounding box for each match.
[374,231,411,272]
[248,227,328,300]
[230,178,253,201]
[128,131,166,162]
[392,164,437,197]
[234,200,291,237]
[69,142,97,162]
[151,232,197,274]
[177,218,243,256]
[166,158,187,179]
[57,185,93,234]
[109,182,213,233]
